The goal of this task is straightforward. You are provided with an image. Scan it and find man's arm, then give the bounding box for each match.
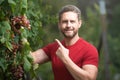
[62,56,98,80]
[55,39,98,80]
[31,49,49,64]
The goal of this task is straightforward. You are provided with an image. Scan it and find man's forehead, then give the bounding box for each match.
[61,12,78,19]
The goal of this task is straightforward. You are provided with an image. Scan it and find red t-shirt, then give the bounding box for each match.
[42,38,99,80]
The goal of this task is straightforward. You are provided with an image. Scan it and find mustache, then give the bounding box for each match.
[64,27,74,31]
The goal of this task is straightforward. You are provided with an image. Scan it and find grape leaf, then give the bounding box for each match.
[23,56,32,72]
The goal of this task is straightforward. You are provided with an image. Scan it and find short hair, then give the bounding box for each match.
[58,5,81,21]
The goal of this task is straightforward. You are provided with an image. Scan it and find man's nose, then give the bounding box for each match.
[67,21,71,27]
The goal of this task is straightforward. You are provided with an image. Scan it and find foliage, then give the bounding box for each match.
[108,4,120,72]
[26,0,44,50]
[79,4,101,47]
[0,0,37,80]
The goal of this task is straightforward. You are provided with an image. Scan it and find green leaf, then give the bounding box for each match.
[23,56,32,72]
[0,21,11,43]
[0,10,5,20]
[0,36,6,43]
[0,0,4,5]
[0,60,5,72]
[0,21,11,33]
[8,0,16,6]
[5,41,13,51]
[22,0,27,9]
[0,58,7,72]
[21,0,27,14]
[8,0,16,13]
[27,53,33,62]
[33,64,39,70]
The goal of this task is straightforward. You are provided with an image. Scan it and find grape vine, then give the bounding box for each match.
[0,0,34,80]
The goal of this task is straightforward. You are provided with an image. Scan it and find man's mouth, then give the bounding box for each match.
[64,28,73,31]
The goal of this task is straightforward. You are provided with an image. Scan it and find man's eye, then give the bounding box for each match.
[71,21,75,23]
[62,21,68,23]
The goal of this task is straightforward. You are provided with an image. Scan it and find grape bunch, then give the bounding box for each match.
[10,65,24,80]
[5,42,20,61]
[11,42,20,54]
[8,15,31,80]
[10,15,31,34]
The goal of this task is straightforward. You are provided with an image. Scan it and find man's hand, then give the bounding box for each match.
[55,39,69,61]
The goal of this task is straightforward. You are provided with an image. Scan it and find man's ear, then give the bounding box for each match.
[78,20,82,28]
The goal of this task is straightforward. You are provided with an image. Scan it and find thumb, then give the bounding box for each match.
[55,39,64,48]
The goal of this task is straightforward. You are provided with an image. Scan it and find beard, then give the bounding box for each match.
[61,28,78,39]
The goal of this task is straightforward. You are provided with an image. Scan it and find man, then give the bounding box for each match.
[31,5,99,80]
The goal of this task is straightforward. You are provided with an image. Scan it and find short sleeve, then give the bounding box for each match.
[42,44,52,59]
[82,45,99,67]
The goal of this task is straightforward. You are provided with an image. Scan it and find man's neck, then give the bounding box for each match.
[64,35,80,46]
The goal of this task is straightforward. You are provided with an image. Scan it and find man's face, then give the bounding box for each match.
[58,12,82,38]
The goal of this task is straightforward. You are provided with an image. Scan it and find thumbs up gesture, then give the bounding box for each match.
[55,39,69,61]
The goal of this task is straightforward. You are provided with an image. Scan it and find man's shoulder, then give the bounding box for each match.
[80,38,97,49]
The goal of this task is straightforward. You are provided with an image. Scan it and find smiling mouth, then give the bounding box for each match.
[65,30,73,32]
[65,29,73,32]
[64,30,73,34]
[64,28,73,31]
